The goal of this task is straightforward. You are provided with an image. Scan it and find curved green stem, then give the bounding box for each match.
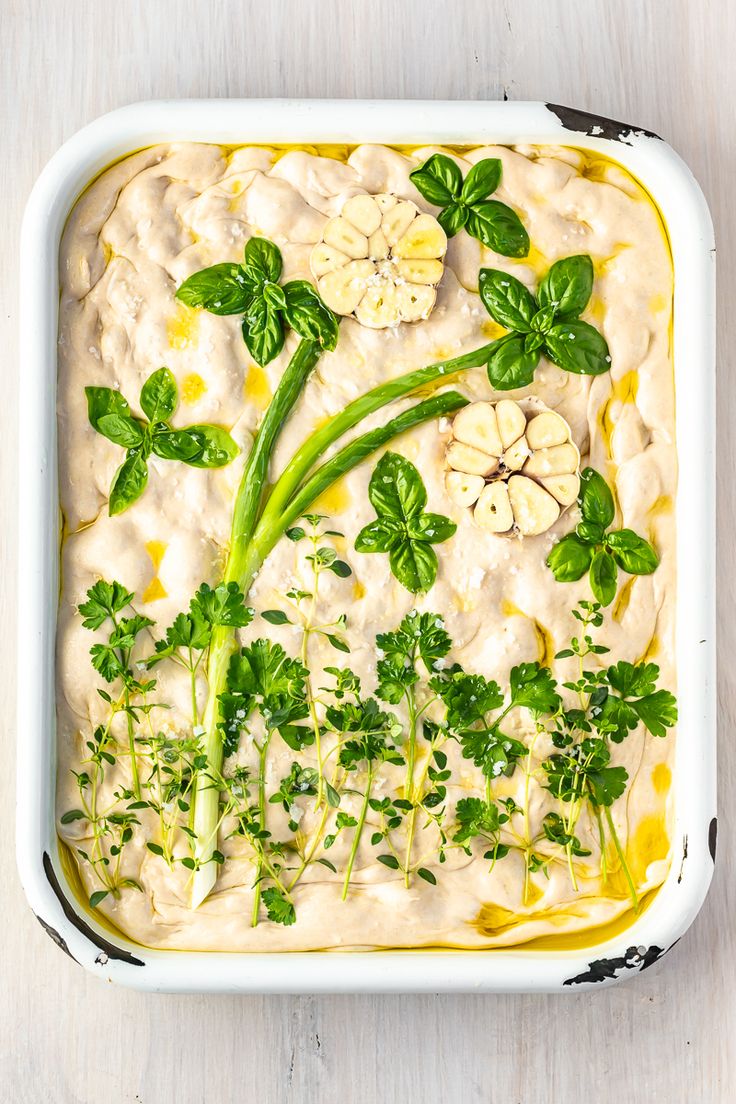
[263,343,493,524]
[191,339,320,907]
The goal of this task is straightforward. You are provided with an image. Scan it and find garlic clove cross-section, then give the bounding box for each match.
[311,194,447,329]
[444,398,580,537]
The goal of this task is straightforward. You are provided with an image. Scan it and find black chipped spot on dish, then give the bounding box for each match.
[709,816,717,863]
[563,944,667,985]
[678,835,689,883]
[546,104,662,145]
[42,851,145,967]
[35,914,77,962]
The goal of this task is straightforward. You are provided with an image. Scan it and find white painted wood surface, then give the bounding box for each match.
[1,1,733,1100]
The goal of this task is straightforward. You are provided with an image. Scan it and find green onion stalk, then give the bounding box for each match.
[190,340,493,907]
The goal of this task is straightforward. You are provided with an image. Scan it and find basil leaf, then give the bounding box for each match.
[355,517,404,553]
[368,452,427,520]
[85,387,132,433]
[409,154,463,206]
[589,549,618,606]
[282,280,339,351]
[460,158,502,205]
[175,263,251,315]
[579,468,615,527]
[438,202,468,237]
[524,332,545,354]
[538,255,594,320]
[262,282,287,311]
[140,366,177,423]
[244,237,283,285]
[546,534,593,581]
[389,540,438,594]
[530,304,557,334]
[242,295,285,366]
[466,201,529,258]
[486,334,540,391]
[576,520,606,545]
[109,450,148,516]
[606,529,659,574]
[177,425,239,468]
[544,320,611,376]
[478,269,537,331]
[405,513,457,543]
[151,428,203,462]
[96,413,144,449]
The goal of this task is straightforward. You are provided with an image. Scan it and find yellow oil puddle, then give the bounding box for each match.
[596,369,639,459]
[585,294,606,324]
[312,478,351,516]
[244,364,272,411]
[593,243,632,277]
[142,577,167,603]
[167,302,200,350]
[525,880,544,907]
[511,242,548,278]
[352,579,366,601]
[612,575,636,623]
[101,240,116,265]
[652,762,672,796]
[636,633,659,665]
[481,319,507,341]
[627,814,669,885]
[649,292,667,313]
[181,372,207,404]
[649,494,673,519]
[142,540,168,603]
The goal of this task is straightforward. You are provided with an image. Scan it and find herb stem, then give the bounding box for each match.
[604,805,639,911]
[251,734,272,927]
[342,766,373,901]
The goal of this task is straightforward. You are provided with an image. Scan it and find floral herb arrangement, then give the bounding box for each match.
[58,144,676,945]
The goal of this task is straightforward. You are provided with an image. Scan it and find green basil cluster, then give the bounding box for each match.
[546,468,659,605]
[409,154,529,258]
[176,237,338,367]
[86,367,238,515]
[480,254,611,390]
[355,452,456,593]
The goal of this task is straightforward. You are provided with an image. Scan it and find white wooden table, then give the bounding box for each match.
[1,1,733,1099]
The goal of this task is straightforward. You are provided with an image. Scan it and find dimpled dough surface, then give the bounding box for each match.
[56,142,675,951]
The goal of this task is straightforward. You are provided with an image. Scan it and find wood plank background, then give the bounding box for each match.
[1,1,733,1100]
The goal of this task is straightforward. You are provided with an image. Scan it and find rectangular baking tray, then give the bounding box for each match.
[17,99,716,993]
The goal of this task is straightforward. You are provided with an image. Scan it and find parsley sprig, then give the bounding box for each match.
[547,468,659,605]
[86,366,239,515]
[410,154,529,257]
[176,236,338,367]
[479,255,611,390]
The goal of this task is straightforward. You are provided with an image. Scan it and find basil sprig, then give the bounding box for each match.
[355,452,456,594]
[409,154,529,258]
[546,468,659,606]
[479,255,611,391]
[86,367,239,515]
[176,237,338,367]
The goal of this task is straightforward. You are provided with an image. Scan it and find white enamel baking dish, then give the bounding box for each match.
[17,99,716,993]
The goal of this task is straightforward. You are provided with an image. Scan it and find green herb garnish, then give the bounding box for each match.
[176,236,338,366]
[409,154,529,257]
[355,452,456,593]
[547,468,659,605]
[479,255,611,390]
[86,367,239,514]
